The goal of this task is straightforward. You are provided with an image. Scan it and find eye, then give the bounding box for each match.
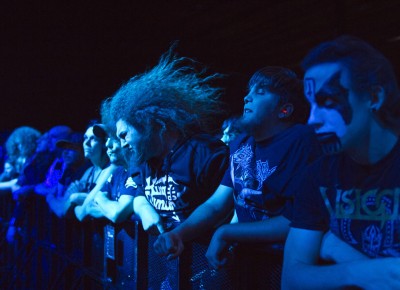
[316,94,337,108]
[322,97,337,108]
[119,131,127,140]
[256,87,265,95]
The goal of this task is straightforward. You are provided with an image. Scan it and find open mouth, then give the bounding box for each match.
[244,108,252,114]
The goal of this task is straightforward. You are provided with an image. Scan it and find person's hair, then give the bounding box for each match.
[100,98,116,138]
[302,35,400,131]
[221,115,241,135]
[248,66,308,123]
[5,126,41,161]
[107,48,224,146]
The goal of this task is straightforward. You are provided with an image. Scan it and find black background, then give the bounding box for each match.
[1,0,400,133]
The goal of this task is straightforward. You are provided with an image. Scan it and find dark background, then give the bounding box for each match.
[1,0,400,133]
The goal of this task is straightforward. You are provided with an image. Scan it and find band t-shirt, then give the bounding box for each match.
[101,166,136,201]
[290,139,400,258]
[221,124,322,222]
[133,134,229,230]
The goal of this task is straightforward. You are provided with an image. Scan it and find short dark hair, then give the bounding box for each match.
[302,35,400,131]
[248,66,308,123]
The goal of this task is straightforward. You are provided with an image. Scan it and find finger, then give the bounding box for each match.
[157,223,165,234]
[166,243,183,260]
[153,236,164,255]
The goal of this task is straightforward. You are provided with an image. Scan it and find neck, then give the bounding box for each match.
[253,122,293,142]
[160,133,181,160]
[91,155,109,169]
[346,122,398,164]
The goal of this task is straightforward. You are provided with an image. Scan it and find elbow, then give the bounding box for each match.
[109,212,123,224]
[109,214,119,224]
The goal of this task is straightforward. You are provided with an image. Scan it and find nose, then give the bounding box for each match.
[105,138,112,149]
[244,93,252,104]
[307,104,323,131]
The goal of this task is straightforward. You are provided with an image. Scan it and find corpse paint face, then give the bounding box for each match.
[305,63,371,150]
[306,72,352,124]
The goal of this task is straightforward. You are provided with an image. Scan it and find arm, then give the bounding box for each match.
[94,191,134,223]
[282,227,400,290]
[230,210,238,223]
[35,183,56,196]
[153,184,234,259]
[320,231,368,263]
[206,215,290,269]
[134,195,165,235]
[75,165,117,221]
[0,178,18,192]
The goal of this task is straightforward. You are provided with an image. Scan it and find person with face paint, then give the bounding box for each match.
[282,36,400,289]
[153,65,322,274]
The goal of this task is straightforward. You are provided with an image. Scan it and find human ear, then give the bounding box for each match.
[369,86,385,112]
[278,103,294,119]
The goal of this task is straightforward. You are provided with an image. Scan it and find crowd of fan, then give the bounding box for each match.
[1,34,400,289]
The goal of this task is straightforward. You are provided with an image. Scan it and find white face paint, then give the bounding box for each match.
[305,62,372,150]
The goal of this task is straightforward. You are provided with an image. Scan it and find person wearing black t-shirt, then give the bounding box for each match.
[106,50,229,234]
[282,36,400,289]
[153,66,322,270]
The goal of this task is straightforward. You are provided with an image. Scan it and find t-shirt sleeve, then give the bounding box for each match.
[220,162,233,188]
[119,171,137,197]
[198,142,230,196]
[288,166,330,232]
[129,166,145,198]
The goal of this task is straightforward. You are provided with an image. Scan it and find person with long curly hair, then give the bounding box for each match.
[106,48,230,288]
[107,49,229,230]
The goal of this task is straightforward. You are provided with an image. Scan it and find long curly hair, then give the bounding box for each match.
[107,49,224,145]
[5,126,41,162]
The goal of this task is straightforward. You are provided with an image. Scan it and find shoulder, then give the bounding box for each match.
[80,166,94,181]
[283,124,318,140]
[228,133,253,151]
[183,134,229,154]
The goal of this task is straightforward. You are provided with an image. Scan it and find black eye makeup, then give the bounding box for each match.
[118,131,127,140]
[315,72,352,124]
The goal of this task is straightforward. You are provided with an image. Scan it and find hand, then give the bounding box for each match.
[349,258,400,290]
[153,231,184,260]
[140,209,165,236]
[206,226,230,269]
[86,201,103,218]
[64,181,81,196]
[69,193,88,205]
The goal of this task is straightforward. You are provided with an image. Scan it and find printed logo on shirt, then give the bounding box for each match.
[144,175,189,212]
[231,144,277,191]
[320,186,400,257]
[125,177,137,189]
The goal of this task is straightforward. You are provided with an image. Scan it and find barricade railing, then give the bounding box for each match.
[0,194,283,290]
